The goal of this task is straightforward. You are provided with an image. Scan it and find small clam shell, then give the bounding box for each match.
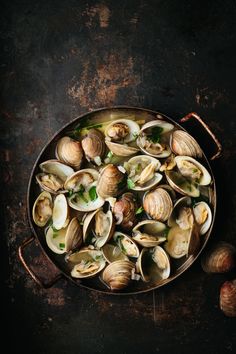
[113,192,137,230]
[96,164,126,199]
[143,187,173,222]
[105,119,140,143]
[164,225,191,259]
[32,191,53,227]
[52,194,70,230]
[69,249,106,279]
[56,137,83,170]
[102,260,135,291]
[113,231,140,258]
[105,140,139,157]
[201,242,236,273]
[220,280,236,317]
[81,129,106,162]
[193,201,212,235]
[165,170,200,198]
[170,130,202,158]
[132,220,167,247]
[36,173,64,194]
[39,159,74,182]
[175,156,211,186]
[168,196,192,228]
[102,244,129,263]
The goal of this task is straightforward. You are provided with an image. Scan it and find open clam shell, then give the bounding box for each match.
[102,244,129,263]
[52,194,70,230]
[193,201,212,235]
[32,191,53,227]
[102,260,135,291]
[39,159,74,182]
[170,130,202,158]
[137,120,174,158]
[168,196,192,228]
[175,156,211,186]
[132,220,167,247]
[46,217,82,254]
[124,155,162,191]
[165,170,200,197]
[65,169,105,212]
[105,119,140,143]
[55,136,83,170]
[143,187,173,221]
[36,173,65,194]
[68,249,106,279]
[137,246,170,282]
[83,208,115,248]
[113,231,140,259]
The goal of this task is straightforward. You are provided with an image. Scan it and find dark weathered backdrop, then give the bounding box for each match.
[1,0,236,353]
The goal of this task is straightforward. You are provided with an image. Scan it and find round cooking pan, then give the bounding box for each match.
[18,107,222,295]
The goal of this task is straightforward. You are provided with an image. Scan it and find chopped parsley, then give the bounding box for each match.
[135,206,144,215]
[52,226,59,238]
[127,178,135,189]
[107,151,113,159]
[86,123,103,130]
[162,227,170,239]
[59,243,65,249]
[116,235,126,254]
[68,189,74,197]
[148,126,163,143]
[89,186,98,201]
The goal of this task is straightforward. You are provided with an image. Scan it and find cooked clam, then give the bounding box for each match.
[105,119,140,157]
[193,201,212,235]
[32,191,53,227]
[83,208,115,248]
[175,156,211,186]
[96,164,126,199]
[143,187,173,221]
[170,130,202,158]
[46,217,82,254]
[220,280,236,317]
[113,192,137,230]
[39,159,74,182]
[137,246,170,282]
[81,129,106,164]
[65,169,105,212]
[102,260,135,290]
[201,242,236,273]
[56,136,83,170]
[124,155,162,191]
[132,220,167,247]
[165,170,200,197]
[113,231,139,258]
[102,244,129,263]
[68,249,106,278]
[137,120,174,158]
[52,194,70,230]
[168,196,192,228]
[36,173,64,194]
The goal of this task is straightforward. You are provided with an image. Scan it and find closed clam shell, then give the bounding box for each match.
[143,187,173,222]
[56,136,83,170]
[81,129,106,162]
[170,130,202,158]
[96,164,126,199]
[102,260,135,291]
[201,242,236,273]
[113,192,137,230]
[220,280,236,317]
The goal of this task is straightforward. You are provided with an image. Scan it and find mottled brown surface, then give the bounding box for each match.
[1,0,236,353]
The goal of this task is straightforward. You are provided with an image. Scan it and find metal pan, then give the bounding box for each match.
[18,107,222,295]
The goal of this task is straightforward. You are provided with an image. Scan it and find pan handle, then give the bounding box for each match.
[18,236,62,289]
[180,112,222,160]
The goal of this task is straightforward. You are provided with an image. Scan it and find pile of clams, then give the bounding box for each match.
[32,114,214,292]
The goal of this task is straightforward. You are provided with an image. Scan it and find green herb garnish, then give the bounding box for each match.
[162,227,170,239]
[127,178,135,189]
[107,151,113,159]
[86,123,103,130]
[68,189,74,197]
[68,118,91,138]
[52,226,59,238]
[59,243,65,249]
[116,235,126,254]
[135,206,144,215]
[89,186,98,201]
[132,132,139,140]
[148,126,163,143]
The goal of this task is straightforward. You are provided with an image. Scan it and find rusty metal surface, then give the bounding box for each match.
[1,0,236,353]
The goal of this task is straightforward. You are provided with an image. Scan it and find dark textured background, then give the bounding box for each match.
[1,0,236,353]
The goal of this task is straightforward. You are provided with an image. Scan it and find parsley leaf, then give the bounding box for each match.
[59,243,65,249]
[127,178,135,189]
[89,186,98,201]
[148,126,163,143]
[135,206,144,215]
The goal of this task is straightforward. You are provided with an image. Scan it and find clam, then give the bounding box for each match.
[46,217,82,254]
[56,136,83,170]
[164,225,195,259]
[32,191,53,227]
[170,130,202,158]
[201,242,236,273]
[165,156,211,198]
[193,201,212,235]
[168,196,192,228]
[105,119,140,156]
[102,244,129,263]
[39,159,74,182]
[132,220,168,247]
[102,260,135,291]
[143,187,173,222]
[137,120,174,158]
[113,192,137,230]
[137,246,170,282]
[113,231,140,258]
[68,248,106,278]
[83,208,115,248]
[52,194,70,230]
[65,169,105,212]
[124,155,162,191]
[220,280,236,317]
[81,129,106,165]
[36,173,64,194]
[96,164,126,199]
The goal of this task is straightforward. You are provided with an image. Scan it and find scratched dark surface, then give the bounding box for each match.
[1,0,236,353]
